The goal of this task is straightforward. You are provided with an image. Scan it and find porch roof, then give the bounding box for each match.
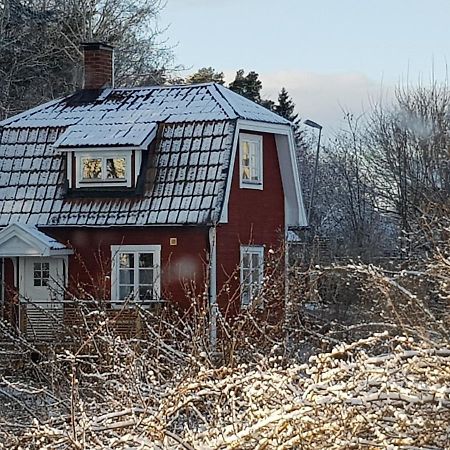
[0,223,72,257]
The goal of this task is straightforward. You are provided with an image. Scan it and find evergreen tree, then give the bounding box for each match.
[186,67,225,85]
[260,98,275,111]
[274,87,298,122]
[228,69,262,103]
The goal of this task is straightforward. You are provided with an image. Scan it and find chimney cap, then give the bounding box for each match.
[81,42,114,52]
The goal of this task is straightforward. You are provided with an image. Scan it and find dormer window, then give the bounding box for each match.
[240,133,263,189]
[77,152,131,187]
[53,122,158,192]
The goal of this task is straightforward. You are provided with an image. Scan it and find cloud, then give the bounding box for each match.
[257,71,394,136]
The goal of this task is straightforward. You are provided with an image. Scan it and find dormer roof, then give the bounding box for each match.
[54,122,158,150]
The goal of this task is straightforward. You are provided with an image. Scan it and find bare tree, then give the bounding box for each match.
[366,82,450,242]
[297,114,392,259]
[298,83,450,259]
[0,0,175,119]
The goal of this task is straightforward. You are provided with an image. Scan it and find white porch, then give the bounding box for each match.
[0,223,72,341]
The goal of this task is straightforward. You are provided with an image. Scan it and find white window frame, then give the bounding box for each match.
[74,150,133,188]
[239,133,263,190]
[111,245,161,305]
[240,245,264,308]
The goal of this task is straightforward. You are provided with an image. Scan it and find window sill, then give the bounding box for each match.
[110,299,165,310]
[79,180,128,185]
[240,181,264,190]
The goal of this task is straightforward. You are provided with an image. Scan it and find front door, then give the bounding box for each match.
[19,257,65,340]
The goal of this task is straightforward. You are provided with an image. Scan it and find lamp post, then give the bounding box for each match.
[304,119,323,225]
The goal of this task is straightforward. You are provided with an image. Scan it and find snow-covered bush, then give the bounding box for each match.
[1,331,448,449]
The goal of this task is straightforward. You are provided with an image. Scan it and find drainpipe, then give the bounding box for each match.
[284,228,292,351]
[0,258,4,317]
[208,225,218,352]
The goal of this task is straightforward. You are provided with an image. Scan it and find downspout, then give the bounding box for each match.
[208,225,218,352]
[284,227,292,351]
[0,258,4,317]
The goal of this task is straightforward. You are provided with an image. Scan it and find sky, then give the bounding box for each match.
[160,0,450,136]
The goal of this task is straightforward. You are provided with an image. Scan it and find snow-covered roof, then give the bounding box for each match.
[1,83,290,130]
[0,83,291,227]
[54,122,158,149]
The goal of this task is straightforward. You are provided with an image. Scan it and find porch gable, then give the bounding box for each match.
[0,223,72,257]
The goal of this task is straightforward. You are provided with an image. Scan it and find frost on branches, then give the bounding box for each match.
[1,330,449,449]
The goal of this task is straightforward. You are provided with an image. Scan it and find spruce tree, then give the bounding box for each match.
[274,87,298,122]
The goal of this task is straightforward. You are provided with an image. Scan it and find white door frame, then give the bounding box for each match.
[18,256,68,308]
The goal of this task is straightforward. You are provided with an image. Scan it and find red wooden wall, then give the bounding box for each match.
[216,131,285,313]
[47,226,209,308]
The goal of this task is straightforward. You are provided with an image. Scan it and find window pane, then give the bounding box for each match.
[139,285,154,300]
[119,253,134,268]
[82,158,102,179]
[241,286,250,306]
[242,253,250,269]
[242,141,250,180]
[106,158,126,179]
[139,269,153,284]
[250,144,261,181]
[251,253,260,268]
[139,253,153,268]
[242,166,251,180]
[251,268,260,285]
[119,269,134,284]
[119,285,134,300]
[242,142,250,163]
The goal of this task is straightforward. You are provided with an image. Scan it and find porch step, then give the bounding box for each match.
[25,304,63,342]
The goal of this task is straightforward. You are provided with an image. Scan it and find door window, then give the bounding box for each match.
[33,262,50,287]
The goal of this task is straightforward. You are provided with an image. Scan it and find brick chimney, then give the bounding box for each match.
[81,42,114,90]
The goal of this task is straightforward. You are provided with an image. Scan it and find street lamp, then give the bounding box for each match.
[304,119,323,225]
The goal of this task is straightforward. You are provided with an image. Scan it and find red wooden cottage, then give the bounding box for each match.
[0,43,306,339]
